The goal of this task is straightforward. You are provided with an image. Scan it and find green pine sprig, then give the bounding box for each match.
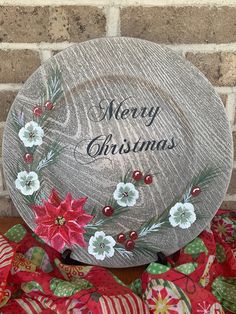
[183,167,221,203]
[36,139,65,172]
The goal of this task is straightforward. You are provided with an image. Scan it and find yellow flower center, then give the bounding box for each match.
[55,216,66,225]
[154,295,172,313]
[29,131,35,139]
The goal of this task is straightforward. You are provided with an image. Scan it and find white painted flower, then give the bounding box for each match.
[18,121,44,147]
[15,171,40,196]
[88,231,116,261]
[169,202,196,229]
[113,182,139,207]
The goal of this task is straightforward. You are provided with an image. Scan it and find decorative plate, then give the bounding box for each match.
[2,37,233,267]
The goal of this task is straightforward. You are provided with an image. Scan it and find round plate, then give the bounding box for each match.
[3,37,233,267]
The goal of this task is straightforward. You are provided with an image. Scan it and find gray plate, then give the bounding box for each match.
[2,37,233,267]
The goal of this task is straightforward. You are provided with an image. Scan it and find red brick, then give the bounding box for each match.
[0,6,106,43]
[121,6,236,44]
[0,50,40,83]
[186,52,236,86]
[0,91,18,121]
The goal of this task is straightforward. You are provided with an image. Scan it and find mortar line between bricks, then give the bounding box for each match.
[0,0,111,6]
[0,84,23,91]
[225,94,236,128]
[215,87,236,93]
[39,50,53,63]
[105,6,121,36]
[166,43,236,53]
[1,42,236,53]
[1,0,236,6]
[0,191,10,197]
[224,194,236,201]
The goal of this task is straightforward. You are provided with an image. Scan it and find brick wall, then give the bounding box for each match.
[0,0,235,216]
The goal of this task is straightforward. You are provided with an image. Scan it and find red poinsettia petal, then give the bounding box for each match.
[71,197,87,210]
[51,234,67,251]
[77,213,93,226]
[48,225,60,240]
[58,225,70,243]
[64,193,73,210]
[34,224,48,238]
[48,189,61,207]
[66,221,85,234]
[31,204,46,218]
[35,216,54,226]
[64,210,80,221]
[45,202,60,218]
[69,231,87,247]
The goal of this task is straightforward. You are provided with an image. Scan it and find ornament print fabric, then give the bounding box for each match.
[0,209,235,313]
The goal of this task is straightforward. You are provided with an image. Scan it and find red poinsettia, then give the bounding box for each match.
[32,189,93,251]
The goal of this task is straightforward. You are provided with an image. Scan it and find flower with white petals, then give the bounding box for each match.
[18,121,44,147]
[169,202,196,229]
[15,171,40,195]
[113,182,139,207]
[88,231,116,260]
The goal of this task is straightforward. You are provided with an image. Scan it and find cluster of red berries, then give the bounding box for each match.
[33,100,54,117]
[132,170,153,185]
[117,230,138,251]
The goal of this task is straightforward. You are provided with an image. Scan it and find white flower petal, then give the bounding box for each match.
[21,186,34,196]
[105,246,115,258]
[105,235,116,247]
[94,231,106,238]
[88,241,95,254]
[169,203,183,216]
[183,202,195,213]
[18,171,28,180]
[127,198,137,207]
[124,182,136,191]
[95,252,106,260]
[169,215,179,227]
[28,171,38,181]
[26,121,38,129]
[188,211,196,224]
[179,220,192,229]
[15,178,22,189]
[32,180,40,192]
[116,198,128,207]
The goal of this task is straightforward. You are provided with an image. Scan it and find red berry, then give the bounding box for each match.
[117,233,126,243]
[102,206,114,217]
[125,240,135,251]
[132,170,143,181]
[129,230,138,240]
[191,186,201,197]
[33,106,43,117]
[23,153,33,164]
[144,175,153,185]
[45,101,54,110]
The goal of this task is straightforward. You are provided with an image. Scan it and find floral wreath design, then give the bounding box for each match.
[11,68,220,261]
